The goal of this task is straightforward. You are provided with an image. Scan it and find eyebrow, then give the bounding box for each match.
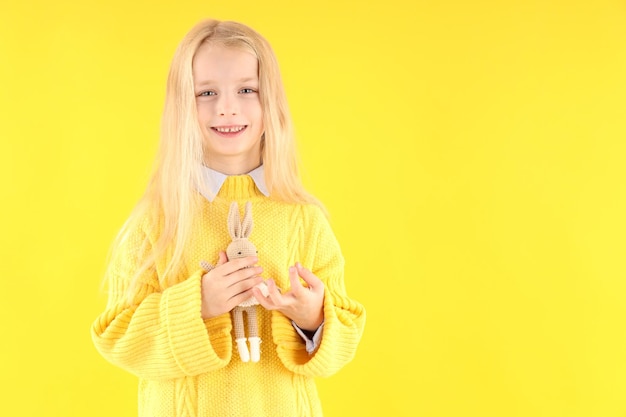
[194,77,259,87]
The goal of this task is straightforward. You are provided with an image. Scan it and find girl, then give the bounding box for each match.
[91,19,365,417]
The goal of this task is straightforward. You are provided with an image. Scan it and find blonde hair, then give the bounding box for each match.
[108,19,320,298]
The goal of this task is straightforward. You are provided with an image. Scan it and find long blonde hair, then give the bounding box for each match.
[109,19,320,297]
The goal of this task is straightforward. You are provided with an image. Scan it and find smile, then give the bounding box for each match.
[212,125,247,133]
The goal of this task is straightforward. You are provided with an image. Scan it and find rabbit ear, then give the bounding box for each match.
[240,201,254,238]
[227,201,241,239]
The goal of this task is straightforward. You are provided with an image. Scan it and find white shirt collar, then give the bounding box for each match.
[199,164,269,202]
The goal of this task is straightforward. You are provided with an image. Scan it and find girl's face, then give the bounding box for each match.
[193,43,264,174]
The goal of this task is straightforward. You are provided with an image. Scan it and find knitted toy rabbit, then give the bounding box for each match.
[200,201,268,362]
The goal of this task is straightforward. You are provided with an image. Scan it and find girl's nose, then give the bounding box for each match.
[217,95,238,116]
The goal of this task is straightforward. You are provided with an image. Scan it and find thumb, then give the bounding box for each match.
[216,251,228,266]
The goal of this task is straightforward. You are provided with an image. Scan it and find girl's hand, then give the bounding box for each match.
[201,251,263,320]
[253,262,324,331]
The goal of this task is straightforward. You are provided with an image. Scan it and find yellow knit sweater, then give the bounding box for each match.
[91,175,366,417]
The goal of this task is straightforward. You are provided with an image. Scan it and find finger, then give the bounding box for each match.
[228,275,263,299]
[228,288,258,309]
[226,268,263,289]
[296,262,323,292]
[252,286,274,309]
[265,278,285,305]
[217,256,259,276]
[216,251,228,266]
[288,265,305,296]
[229,255,259,271]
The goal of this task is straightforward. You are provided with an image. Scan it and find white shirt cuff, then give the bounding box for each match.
[291,321,324,354]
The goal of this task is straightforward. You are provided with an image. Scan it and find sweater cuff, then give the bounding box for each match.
[274,290,364,377]
[163,270,230,375]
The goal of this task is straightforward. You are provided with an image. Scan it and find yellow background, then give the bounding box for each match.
[1,1,625,416]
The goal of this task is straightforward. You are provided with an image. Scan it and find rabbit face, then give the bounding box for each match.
[227,239,258,260]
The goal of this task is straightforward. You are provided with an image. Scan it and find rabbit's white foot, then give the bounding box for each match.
[248,337,261,362]
[235,338,250,362]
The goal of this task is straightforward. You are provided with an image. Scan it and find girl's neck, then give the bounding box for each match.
[204,157,262,176]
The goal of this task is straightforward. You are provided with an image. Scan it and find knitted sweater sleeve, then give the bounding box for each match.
[272,205,366,377]
[91,221,232,380]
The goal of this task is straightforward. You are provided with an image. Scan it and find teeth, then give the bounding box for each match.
[215,126,245,133]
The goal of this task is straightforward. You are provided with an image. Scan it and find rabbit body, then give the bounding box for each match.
[201,201,267,362]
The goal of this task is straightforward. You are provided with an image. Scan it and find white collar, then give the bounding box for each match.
[199,164,269,202]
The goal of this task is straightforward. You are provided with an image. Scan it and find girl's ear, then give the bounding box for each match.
[241,201,254,238]
[227,201,241,239]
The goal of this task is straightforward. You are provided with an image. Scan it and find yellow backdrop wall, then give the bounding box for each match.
[1,1,625,416]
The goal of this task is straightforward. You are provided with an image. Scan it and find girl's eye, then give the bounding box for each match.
[240,88,257,94]
[198,91,216,97]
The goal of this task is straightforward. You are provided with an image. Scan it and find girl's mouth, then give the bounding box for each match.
[212,125,247,137]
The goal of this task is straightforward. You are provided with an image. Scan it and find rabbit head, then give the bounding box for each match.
[226,201,258,260]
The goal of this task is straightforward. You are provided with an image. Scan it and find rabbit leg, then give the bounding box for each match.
[232,307,250,362]
[246,306,261,362]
